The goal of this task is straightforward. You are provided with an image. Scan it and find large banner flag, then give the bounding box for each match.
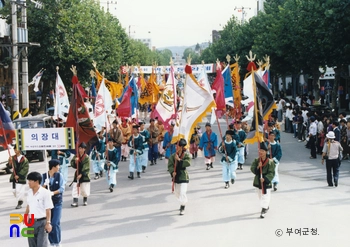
[94,79,113,133]
[129,77,139,117]
[230,61,242,119]
[211,66,226,118]
[197,66,216,125]
[172,65,216,145]
[28,69,45,92]
[54,72,70,120]
[139,70,159,105]
[244,72,276,144]
[222,65,234,107]
[116,86,132,118]
[0,102,15,149]
[94,68,124,99]
[66,75,98,153]
[153,66,178,129]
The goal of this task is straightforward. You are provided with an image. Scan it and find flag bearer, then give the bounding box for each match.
[104,138,119,192]
[128,125,144,179]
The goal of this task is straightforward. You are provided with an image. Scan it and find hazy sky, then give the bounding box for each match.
[103,0,259,48]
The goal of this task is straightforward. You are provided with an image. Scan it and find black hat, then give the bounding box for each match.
[150,118,155,123]
[108,137,116,142]
[178,138,187,147]
[112,120,118,125]
[49,159,60,169]
[205,122,211,127]
[229,123,234,129]
[138,121,145,125]
[225,130,235,136]
[260,142,268,151]
[79,142,87,148]
[132,125,139,129]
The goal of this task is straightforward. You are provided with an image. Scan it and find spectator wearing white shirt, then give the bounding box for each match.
[308,116,317,159]
[277,97,285,122]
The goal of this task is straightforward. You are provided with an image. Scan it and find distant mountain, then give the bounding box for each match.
[157,42,210,57]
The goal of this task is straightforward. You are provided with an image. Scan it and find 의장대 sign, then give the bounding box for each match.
[15,127,75,150]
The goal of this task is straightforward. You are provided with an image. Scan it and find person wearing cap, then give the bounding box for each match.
[148,118,160,166]
[70,142,91,207]
[218,132,238,189]
[163,122,177,162]
[308,116,317,159]
[42,159,65,246]
[120,118,131,162]
[199,122,218,170]
[109,120,123,162]
[250,142,275,219]
[7,144,29,209]
[91,131,106,180]
[168,138,191,215]
[322,131,343,187]
[25,172,53,247]
[128,125,144,179]
[235,120,247,170]
[266,132,282,191]
[104,138,119,192]
[139,121,150,173]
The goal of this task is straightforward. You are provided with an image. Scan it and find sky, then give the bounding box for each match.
[102,0,260,49]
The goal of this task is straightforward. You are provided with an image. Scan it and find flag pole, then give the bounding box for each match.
[252,71,264,195]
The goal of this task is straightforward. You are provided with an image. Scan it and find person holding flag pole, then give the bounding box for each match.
[104,137,119,192]
[127,125,144,179]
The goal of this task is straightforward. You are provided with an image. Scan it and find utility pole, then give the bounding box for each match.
[21,1,29,112]
[11,1,19,114]
[234,6,251,24]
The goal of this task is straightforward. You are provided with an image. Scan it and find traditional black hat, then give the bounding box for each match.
[260,142,268,151]
[178,138,187,147]
[79,142,87,148]
[205,122,211,127]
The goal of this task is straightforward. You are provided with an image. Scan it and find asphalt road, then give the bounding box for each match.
[1,120,350,247]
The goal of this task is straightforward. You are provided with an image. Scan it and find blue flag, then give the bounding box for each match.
[222,65,233,107]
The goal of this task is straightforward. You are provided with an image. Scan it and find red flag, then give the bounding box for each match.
[66,76,98,153]
[0,103,15,149]
[116,86,132,117]
[211,68,226,117]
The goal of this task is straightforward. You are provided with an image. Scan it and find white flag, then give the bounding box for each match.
[94,79,113,133]
[28,69,44,92]
[54,72,70,120]
[197,66,216,125]
[172,66,216,145]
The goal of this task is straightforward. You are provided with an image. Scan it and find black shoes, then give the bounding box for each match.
[83,197,87,206]
[150,161,154,166]
[237,163,243,170]
[224,182,229,189]
[335,181,338,187]
[273,182,278,191]
[137,172,141,178]
[94,173,100,180]
[128,172,134,180]
[100,170,103,177]
[142,166,146,173]
[71,198,78,207]
[206,164,210,170]
[260,207,269,218]
[109,185,113,192]
[179,205,185,215]
[231,179,235,184]
[210,163,213,168]
[15,200,23,209]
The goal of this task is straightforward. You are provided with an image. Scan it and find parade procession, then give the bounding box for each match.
[1,0,350,247]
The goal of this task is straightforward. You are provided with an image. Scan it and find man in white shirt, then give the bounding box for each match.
[25,172,54,247]
[308,116,317,159]
[277,98,285,122]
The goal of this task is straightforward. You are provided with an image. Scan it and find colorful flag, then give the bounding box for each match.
[254,72,276,120]
[28,69,45,92]
[129,77,139,117]
[94,68,123,99]
[54,72,70,120]
[116,86,132,118]
[138,71,159,105]
[211,66,226,117]
[66,75,98,153]
[222,65,233,107]
[230,61,242,120]
[172,65,216,145]
[0,102,15,149]
[94,79,113,133]
[153,66,178,129]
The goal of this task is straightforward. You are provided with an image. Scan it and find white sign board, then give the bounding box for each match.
[133,64,214,74]
[15,127,75,150]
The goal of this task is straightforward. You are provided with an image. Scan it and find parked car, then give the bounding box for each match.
[13,114,54,162]
[0,145,15,174]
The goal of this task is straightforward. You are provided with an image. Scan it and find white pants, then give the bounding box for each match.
[72,182,90,198]
[141,148,149,167]
[271,162,279,184]
[105,169,117,186]
[92,159,104,173]
[204,157,215,164]
[158,142,164,155]
[121,144,129,158]
[174,183,188,206]
[13,183,26,201]
[237,147,245,164]
[220,158,238,182]
[256,188,271,209]
[129,155,142,172]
